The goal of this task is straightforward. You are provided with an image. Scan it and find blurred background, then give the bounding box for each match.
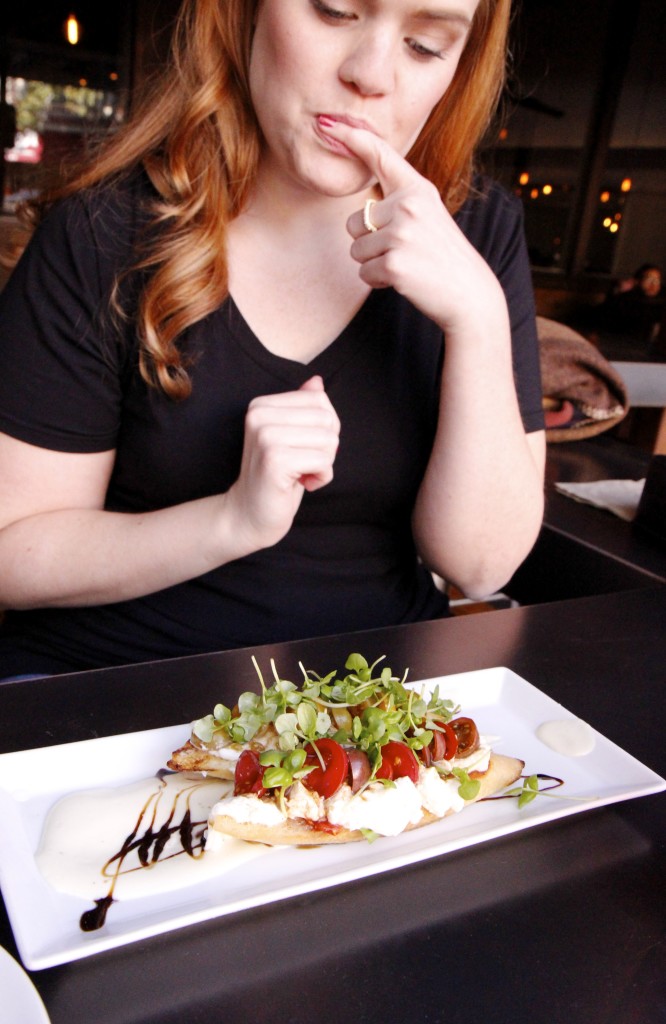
[0,0,664,329]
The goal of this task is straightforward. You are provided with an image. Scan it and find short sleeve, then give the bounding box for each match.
[0,189,132,453]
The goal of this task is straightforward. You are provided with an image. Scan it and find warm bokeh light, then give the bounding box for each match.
[609,223,620,233]
[109,72,119,82]
[519,172,530,186]
[600,191,610,203]
[620,178,632,192]
[498,127,509,141]
[603,217,612,228]
[65,14,80,46]
[542,184,553,195]
[530,188,539,199]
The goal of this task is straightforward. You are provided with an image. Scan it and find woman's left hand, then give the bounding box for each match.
[322,120,503,333]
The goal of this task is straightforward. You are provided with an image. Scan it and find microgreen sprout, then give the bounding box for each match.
[502,773,574,808]
[452,768,481,802]
[193,653,467,794]
[259,748,312,814]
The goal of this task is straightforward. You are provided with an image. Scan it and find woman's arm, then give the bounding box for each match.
[0,376,340,609]
[411,292,545,597]
[321,121,545,597]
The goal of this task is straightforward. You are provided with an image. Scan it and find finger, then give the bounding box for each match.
[249,386,335,417]
[347,197,388,242]
[317,117,420,197]
[299,374,325,392]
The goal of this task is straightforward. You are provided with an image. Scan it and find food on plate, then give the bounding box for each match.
[167,654,524,845]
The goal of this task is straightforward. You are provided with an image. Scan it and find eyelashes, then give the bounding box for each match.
[311,0,450,61]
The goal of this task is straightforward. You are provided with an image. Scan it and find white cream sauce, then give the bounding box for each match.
[536,719,596,757]
[36,773,269,902]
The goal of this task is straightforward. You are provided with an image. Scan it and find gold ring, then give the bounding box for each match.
[363,198,378,233]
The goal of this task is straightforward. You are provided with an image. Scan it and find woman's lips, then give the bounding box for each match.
[315,114,375,157]
[317,113,375,133]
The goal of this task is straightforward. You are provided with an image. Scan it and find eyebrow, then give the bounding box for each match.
[411,8,474,29]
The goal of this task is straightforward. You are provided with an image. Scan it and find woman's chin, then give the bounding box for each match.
[301,157,376,198]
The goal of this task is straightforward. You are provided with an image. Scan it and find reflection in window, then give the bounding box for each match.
[3,77,123,212]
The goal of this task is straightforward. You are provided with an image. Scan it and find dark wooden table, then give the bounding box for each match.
[508,435,666,603]
[1,586,664,1024]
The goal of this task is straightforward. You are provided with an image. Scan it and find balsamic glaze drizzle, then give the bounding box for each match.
[79,773,210,933]
[482,773,565,799]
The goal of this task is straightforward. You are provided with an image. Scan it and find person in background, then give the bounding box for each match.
[0,0,545,678]
[594,263,665,353]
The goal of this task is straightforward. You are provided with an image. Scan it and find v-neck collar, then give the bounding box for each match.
[223,290,386,386]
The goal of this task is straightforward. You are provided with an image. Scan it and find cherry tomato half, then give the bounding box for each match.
[450,717,480,758]
[430,719,459,762]
[234,749,265,795]
[375,741,420,783]
[303,738,349,798]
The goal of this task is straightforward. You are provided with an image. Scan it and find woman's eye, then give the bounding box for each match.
[311,0,355,21]
[407,38,446,60]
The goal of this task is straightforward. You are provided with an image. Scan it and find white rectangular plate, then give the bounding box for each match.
[1,667,664,971]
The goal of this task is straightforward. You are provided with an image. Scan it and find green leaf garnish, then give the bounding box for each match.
[452,768,481,802]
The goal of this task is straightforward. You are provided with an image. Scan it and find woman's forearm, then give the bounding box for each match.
[0,492,255,609]
[413,300,545,598]
[0,376,341,611]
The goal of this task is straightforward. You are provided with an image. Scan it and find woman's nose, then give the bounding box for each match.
[338,33,396,96]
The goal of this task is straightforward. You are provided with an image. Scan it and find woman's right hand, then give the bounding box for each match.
[225,375,340,553]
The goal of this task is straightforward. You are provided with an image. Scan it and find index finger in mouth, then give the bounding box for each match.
[316,117,418,195]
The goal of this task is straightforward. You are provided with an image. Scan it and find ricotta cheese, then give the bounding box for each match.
[417,766,466,817]
[285,781,325,821]
[326,777,424,836]
[212,793,286,826]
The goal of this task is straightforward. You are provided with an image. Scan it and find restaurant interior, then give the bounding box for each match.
[0,3,664,1023]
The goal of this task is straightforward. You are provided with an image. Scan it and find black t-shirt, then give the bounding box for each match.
[0,174,544,675]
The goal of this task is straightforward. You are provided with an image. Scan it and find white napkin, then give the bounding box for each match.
[554,479,646,521]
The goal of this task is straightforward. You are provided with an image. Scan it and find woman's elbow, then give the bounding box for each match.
[421,509,544,601]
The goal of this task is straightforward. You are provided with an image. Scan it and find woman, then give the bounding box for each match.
[0,0,545,677]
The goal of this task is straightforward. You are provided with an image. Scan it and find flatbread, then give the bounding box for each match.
[209,753,524,846]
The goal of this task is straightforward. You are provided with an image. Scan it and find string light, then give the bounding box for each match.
[519,172,530,186]
[620,177,632,192]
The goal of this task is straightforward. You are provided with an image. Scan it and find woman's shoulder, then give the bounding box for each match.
[454,175,529,272]
[454,176,524,238]
[15,167,156,294]
[34,168,157,265]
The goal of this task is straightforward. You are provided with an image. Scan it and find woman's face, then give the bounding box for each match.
[249,0,481,197]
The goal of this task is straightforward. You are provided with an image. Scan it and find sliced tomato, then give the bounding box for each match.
[430,719,458,762]
[375,741,420,783]
[234,749,265,795]
[450,717,480,758]
[303,738,349,798]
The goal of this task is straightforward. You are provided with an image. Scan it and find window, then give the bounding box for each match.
[2,4,132,212]
[487,0,666,285]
